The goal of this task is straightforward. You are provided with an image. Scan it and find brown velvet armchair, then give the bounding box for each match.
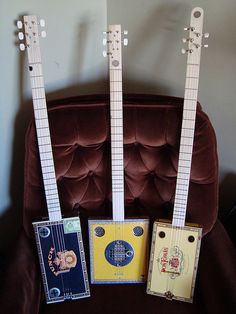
[2,94,236,314]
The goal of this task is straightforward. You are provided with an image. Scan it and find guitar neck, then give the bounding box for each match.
[24,15,62,222]
[172,8,204,228]
[108,25,125,221]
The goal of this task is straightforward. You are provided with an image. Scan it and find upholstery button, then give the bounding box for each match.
[88,171,94,177]
[150,171,156,177]
[134,142,139,147]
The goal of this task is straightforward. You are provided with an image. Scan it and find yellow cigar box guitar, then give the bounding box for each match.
[17,15,90,303]
[88,25,149,284]
[147,7,209,302]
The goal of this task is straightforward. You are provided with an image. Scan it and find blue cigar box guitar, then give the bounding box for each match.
[88,25,149,284]
[17,15,90,303]
[147,7,209,302]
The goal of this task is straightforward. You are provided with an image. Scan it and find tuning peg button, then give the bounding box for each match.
[41,30,46,38]
[204,32,209,38]
[18,32,24,40]
[19,43,25,51]
[17,21,23,29]
[102,38,107,46]
[40,19,45,27]
[123,38,128,46]
[123,30,128,35]
[103,50,107,57]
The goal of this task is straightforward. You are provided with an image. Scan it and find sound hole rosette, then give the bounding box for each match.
[105,240,134,267]
[38,226,50,238]
[49,287,60,298]
[133,226,144,237]
[94,226,105,237]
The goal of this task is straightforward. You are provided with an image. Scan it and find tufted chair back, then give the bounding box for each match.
[24,94,218,240]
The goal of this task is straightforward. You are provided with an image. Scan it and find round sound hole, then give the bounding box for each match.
[94,226,105,237]
[105,240,134,267]
[49,287,60,298]
[133,226,144,237]
[39,226,50,238]
[194,11,201,18]
[112,60,119,67]
[188,235,195,243]
[159,231,166,238]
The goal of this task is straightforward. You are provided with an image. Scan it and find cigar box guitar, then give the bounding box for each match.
[17,15,90,303]
[88,25,149,284]
[147,7,209,302]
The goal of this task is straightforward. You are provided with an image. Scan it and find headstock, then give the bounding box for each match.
[17,15,46,52]
[102,25,128,70]
[181,7,209,63]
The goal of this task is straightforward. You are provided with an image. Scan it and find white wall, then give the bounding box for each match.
[107,0,236,196]
[1,0,236,221]
[0,0,107,219]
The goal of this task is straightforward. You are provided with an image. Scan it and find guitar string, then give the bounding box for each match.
[110,30,125,280]
[29,19,66,297]
[166,27,200,297]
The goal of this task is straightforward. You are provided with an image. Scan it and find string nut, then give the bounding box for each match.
[123,38,128,46]
[40,19,45,27]
[17,20,23,29]
[18,32,24,40]
[41,30,46,38]
[19,43,25,51]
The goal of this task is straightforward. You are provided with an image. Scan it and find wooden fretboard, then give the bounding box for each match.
[24,15,62,222]
[108,25,125,221]
[172,8,204,227]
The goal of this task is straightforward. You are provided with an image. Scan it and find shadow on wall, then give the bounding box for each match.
[123,2,188,81]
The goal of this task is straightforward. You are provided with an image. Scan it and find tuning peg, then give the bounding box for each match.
[204,32,209,38]
[18,32,24,40]
[102,38,107,46]
[182,37,194,43]
[19,43,25,51]
[41,30,46,38]
[40,19,45,27]
[181,48,192,54]
[123,30,128,35]
[184,26,195,31]
[123,38,128,46]
[17,20,23,29]
[103,50,107,57]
